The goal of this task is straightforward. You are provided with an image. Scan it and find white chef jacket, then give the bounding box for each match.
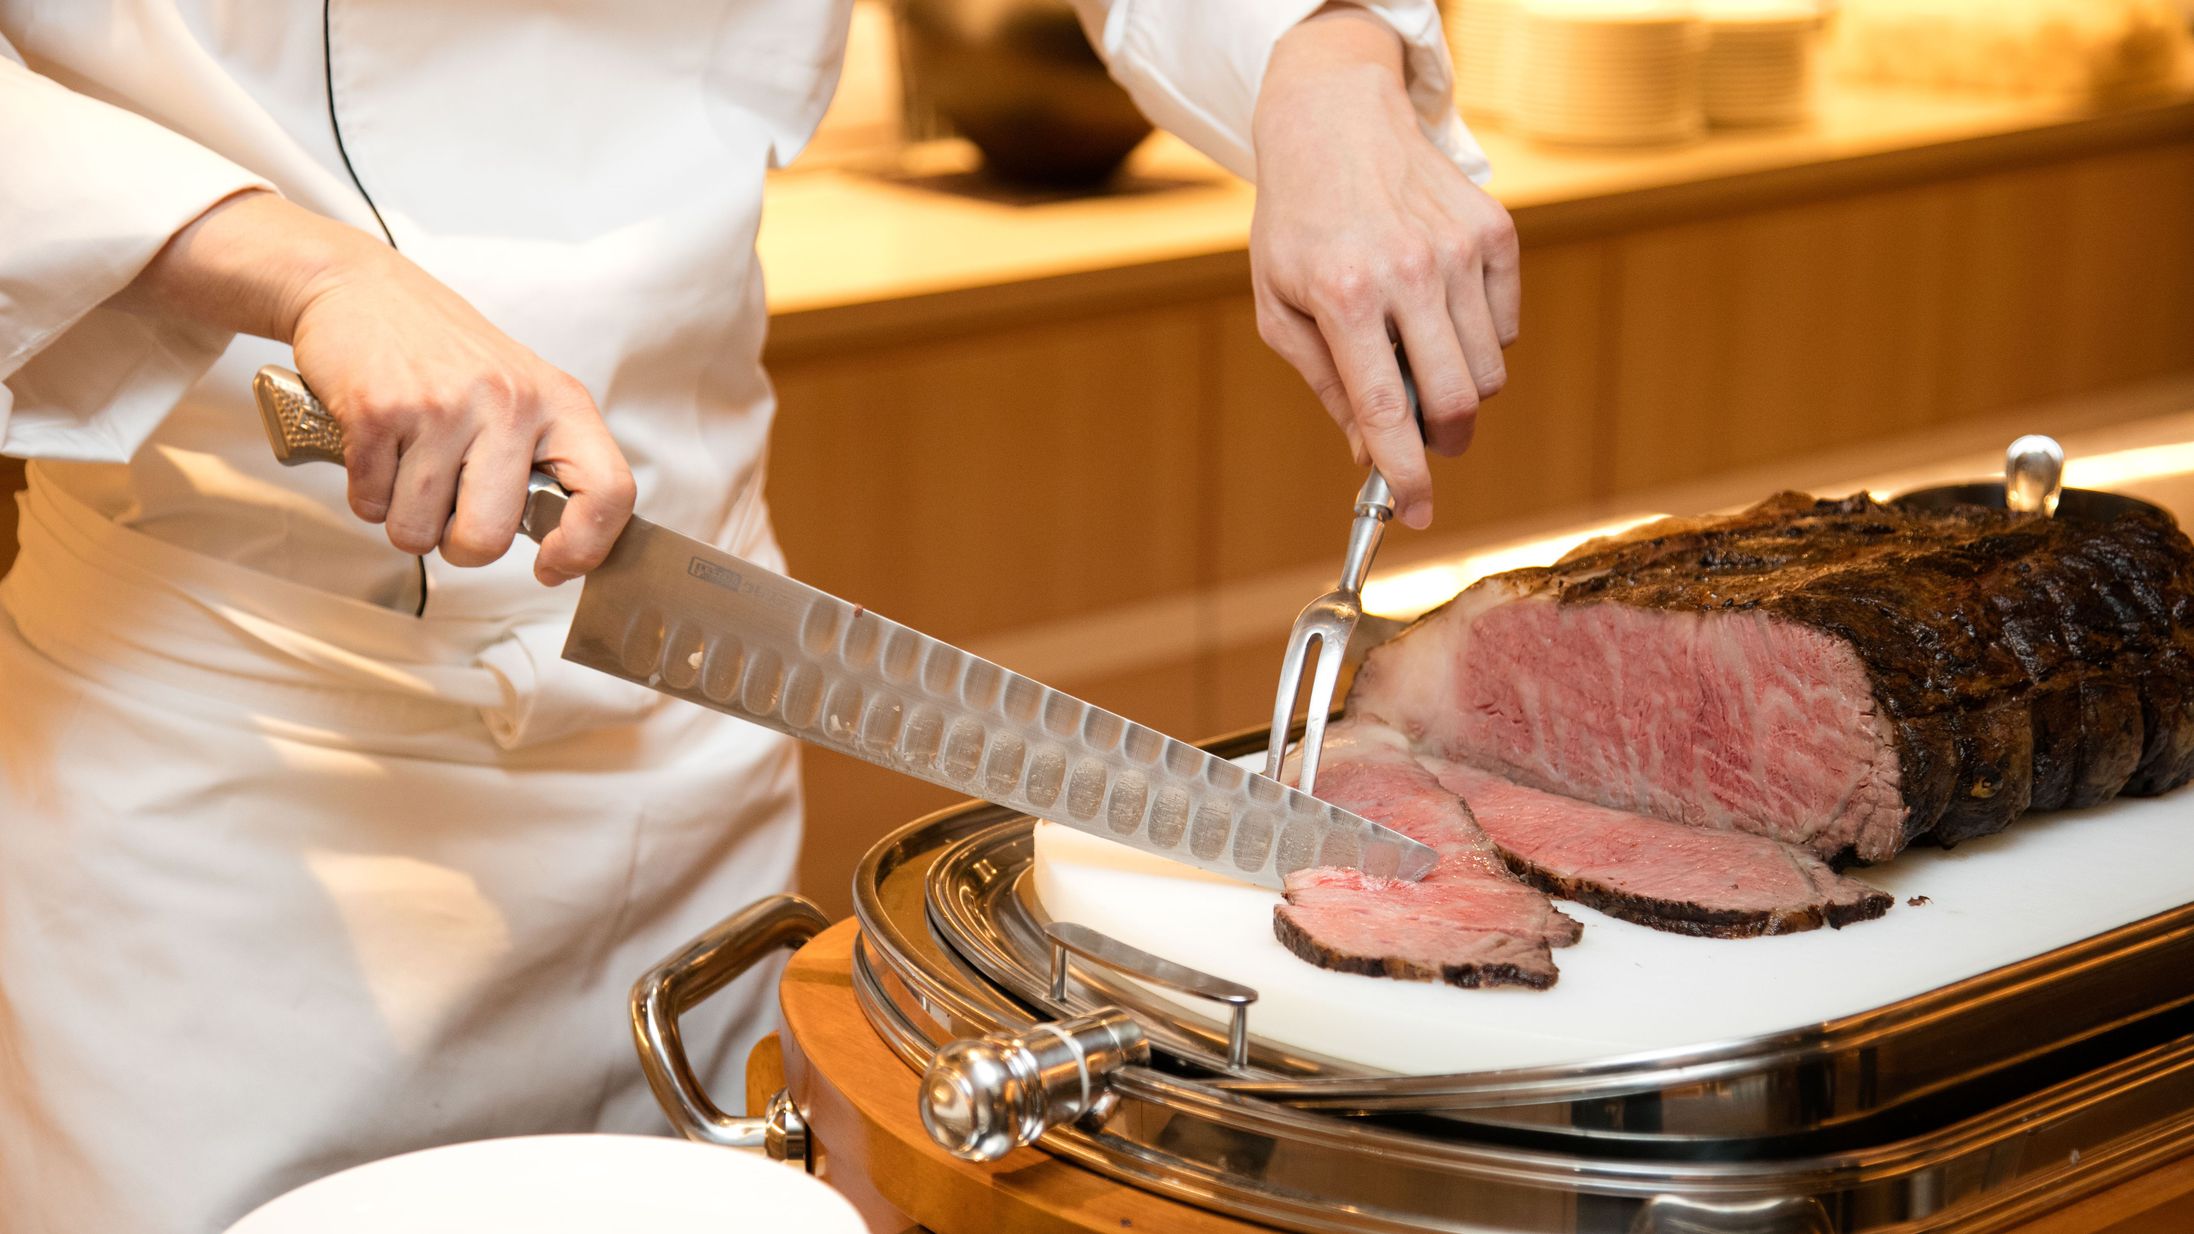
[0,3,1484,1231]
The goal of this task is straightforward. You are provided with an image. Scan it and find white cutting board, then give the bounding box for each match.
[1031,777,2194,1075]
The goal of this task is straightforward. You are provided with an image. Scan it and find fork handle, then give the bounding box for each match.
[1340,358,1418,590]
[1339,486,1392,595]
[1351,347,1423,518]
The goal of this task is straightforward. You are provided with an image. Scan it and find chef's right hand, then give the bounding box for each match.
[286,249,635,586]
[113,190,634,586]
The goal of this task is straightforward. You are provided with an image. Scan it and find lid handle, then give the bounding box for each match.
[919,1009,1148,1163]
[1046,920,1258,1071]
[2005,434,2065,517]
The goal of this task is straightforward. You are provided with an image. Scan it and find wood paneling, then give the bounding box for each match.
[1940,142,2194,418]
[1603,180,1960,490]
[1599,144,2194,495]
[766,305,1208,645]
[2055,144,2194,390]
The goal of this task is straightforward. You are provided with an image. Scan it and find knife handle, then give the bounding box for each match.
[250,365,571,543]
[252,365,346,467]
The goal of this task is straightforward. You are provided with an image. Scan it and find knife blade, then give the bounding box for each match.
[251,366,1439,889]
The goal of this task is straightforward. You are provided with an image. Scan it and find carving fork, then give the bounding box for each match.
[1264,364,1420,798]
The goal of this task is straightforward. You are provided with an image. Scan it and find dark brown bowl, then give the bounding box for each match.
[1889,482,2174,525]
[897,0,1154,187]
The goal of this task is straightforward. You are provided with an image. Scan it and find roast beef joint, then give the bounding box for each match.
[1274,493,2194,988]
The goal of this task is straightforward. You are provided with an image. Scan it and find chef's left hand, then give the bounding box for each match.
[1250,4,1521,530]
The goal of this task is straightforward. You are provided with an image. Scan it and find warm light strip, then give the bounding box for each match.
[2063,440,2194,492]
[1863,440,2194,503]
[1366,438,2194,622]
[1359,515,1662,619]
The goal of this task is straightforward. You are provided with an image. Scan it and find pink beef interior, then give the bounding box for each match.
[1396,591,1908,862]
[1432,758,1890,935]
[1276,867,1577,986]
[1272,723,1581,989]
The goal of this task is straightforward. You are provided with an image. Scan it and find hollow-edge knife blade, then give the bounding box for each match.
[561,515,1438,890]
[236,365,1441,885]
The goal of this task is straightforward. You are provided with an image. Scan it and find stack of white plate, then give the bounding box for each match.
[1514,1,1707,147]
[1448,0,1525,122]
[1698,0,1821,127]
[1828,0,2193,100]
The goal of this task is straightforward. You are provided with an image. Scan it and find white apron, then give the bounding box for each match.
[0,2,1477,1230]
[0,469,804,1234]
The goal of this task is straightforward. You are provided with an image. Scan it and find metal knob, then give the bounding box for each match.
[2005,434,2064,517]
[919,1008,1148,1162]
[761,1088,808,1164]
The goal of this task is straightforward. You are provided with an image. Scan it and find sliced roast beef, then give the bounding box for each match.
[1350,493,2194,863]
[1274,722,1582,989]
[1431,758,1892,937]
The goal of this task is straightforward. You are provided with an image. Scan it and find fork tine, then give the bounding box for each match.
[1263,616,1318,780]
[1293,625,1352,798]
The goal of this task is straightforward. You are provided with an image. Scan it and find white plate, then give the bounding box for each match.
[1519,103,1702,126]
[223,1135,866,1234]
[1705,56,1808,70]
[1521,37,1701,60]
[1520,122,1707,146]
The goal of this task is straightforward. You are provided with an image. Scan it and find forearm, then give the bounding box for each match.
[1247,2,1521,527]
[1256,7,1416,181]
[105,189,380,345]
[1266,5,1410,96]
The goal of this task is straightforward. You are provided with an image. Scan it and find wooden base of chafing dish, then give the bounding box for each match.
[752,920,2194,1234]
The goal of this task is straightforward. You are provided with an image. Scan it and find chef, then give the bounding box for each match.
[0,2,1519,1230]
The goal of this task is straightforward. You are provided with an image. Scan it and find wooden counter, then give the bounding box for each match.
[759,81,2194,355]
[763,82,2194,917]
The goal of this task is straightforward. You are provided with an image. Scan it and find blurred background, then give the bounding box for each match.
[765,0,2194,915]
[4,0,2189,916]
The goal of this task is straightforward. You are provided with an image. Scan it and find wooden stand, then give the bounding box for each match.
[762,921,2194,1234]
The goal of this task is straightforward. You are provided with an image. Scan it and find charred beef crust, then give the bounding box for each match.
[1270,910,1558,989]
[1411,494,2194,855]
[1492,848,1893,939]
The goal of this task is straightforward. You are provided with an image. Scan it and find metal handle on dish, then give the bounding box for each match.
[2006,434,2065,517]
[629,894,831,1158]
[919,1007,1149,1163]
[250,365,573,542]
[1046,920,1258,1071]
[915,921,1261,1163]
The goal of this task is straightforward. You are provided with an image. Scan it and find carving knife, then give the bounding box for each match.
[251,366,1438,889]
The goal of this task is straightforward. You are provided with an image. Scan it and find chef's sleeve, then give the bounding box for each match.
[0,45,271,463]
[1063,0,1488,185]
